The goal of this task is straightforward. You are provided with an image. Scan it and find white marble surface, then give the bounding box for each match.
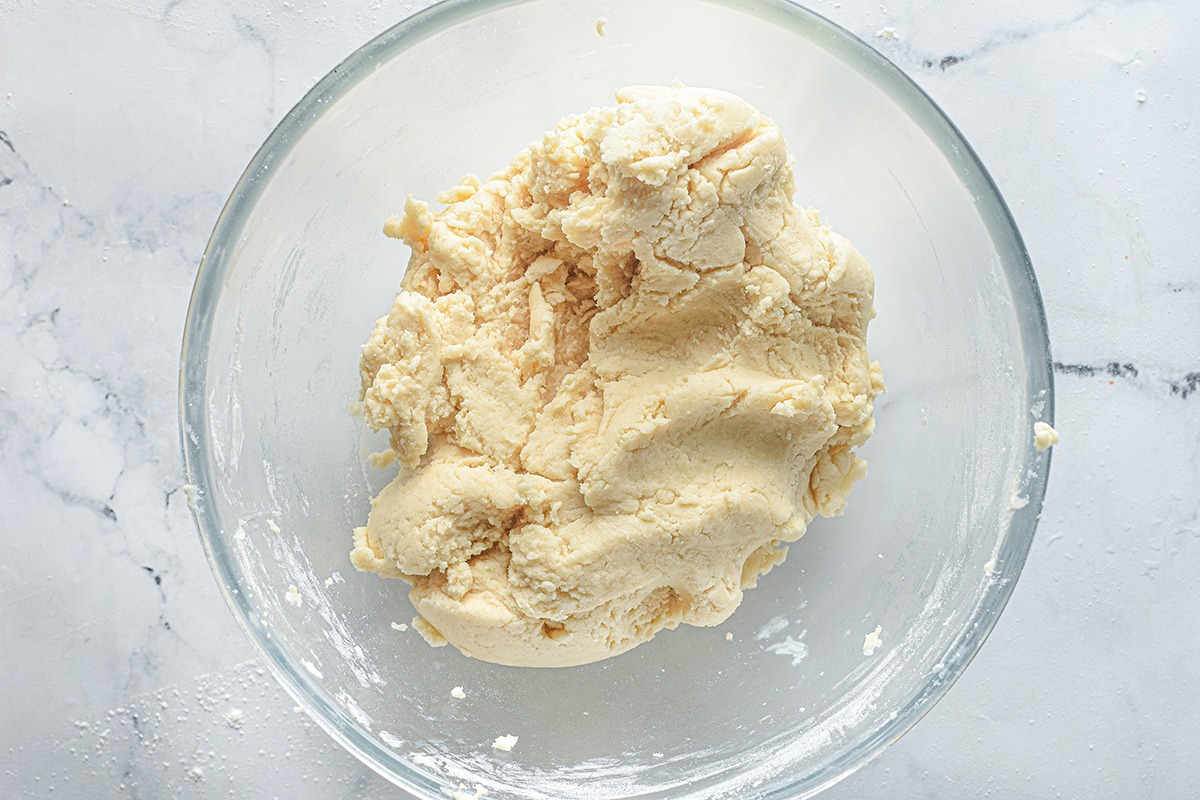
[1,0,1197,797]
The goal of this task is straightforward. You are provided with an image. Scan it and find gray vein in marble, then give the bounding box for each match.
[1169,373,1200,399]
[1053,361,1139,378]
[2,79,249,760]
[872,1,1103,74]
[1053,360,1200,398]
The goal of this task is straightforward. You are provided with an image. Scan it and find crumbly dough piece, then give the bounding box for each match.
[1033,421,1059,451]
[351,86,884,667]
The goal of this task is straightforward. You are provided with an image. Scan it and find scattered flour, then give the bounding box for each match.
[755,616,790,641]
[765,634,810,665]
[52,662,345,797]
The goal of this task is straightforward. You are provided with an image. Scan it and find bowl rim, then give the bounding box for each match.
[179,0,1055,797]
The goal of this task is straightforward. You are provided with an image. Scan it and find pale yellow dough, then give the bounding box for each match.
[1033,421,1059,451]
[351,86,884,667]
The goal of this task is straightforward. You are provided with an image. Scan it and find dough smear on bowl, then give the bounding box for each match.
[351,85,884,667]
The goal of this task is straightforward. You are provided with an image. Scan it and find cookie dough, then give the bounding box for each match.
[1033,421,1059,451]
[351,86,884,667]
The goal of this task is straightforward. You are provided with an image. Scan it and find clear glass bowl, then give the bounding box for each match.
[180,1,1054,797]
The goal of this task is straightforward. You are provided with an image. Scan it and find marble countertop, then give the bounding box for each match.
[2,0,1196,797]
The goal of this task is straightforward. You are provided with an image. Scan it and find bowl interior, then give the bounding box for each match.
[181,0,1052,798]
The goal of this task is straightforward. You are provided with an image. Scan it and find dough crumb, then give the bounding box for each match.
[652,752,664,758]
[391,622,409,632]
[325,577,334,587]
[267,519,281,535]
[451,686,466,699]
[983,558,996,577]
[284,584,303,608]
[875,26,899,40]
[412,616,448,647]
[300,659,323,679]
[725,632,733,641]
[492,734,518,752]
[352,85,882,668]
[224,708,244,728]
[181,484,199,511]
[368,448,397,468]
[1033,421,1059,451]
[595,17,607,36]
[293,705,304,713]
[863,625,883,656]
[446,784,488,800]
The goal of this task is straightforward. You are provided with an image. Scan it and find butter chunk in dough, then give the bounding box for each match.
[351,86,884,667]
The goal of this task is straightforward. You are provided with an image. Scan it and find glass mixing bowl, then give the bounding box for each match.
[180,0,1054,797]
